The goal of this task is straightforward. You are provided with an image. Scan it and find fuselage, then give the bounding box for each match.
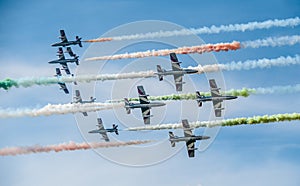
[72,99,95,104]
[170,135,210,142]
[89,129,116,133]
[79,100,95,104]
[51,41,81,47]
[48,58,78,64]
[198,95,237,102]
[158,69,198,76]
[125,102,166,109]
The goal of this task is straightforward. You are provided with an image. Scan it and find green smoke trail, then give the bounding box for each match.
[120,88,255,102]
[0,77,59,90]
[118,84,299,102]
[126,113,300,131]
[0,78,19,90]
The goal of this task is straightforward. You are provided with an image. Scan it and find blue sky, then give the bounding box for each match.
[0,0,300,185]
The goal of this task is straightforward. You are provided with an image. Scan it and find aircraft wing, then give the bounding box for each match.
[212,100,222,117]
[57,47,65,60]
[182,119,193,137]
[182,120,195,157]
[60,63,71,75]
[173,74,183,91]
[170,53,183,91]
[97,118,110,142]
[66,47,76,57]
[75,90,82,102]
[58,82,69,94]
[170,53,182,71]
[209,79,221,97]
[100,131,109,142]
[137,86,149,104]
[59,30,68,42]
[186,140,195,157]
[141,107,151,124]
[56,68,62,76]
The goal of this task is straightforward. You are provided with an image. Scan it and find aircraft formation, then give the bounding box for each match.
[48,30,237,158]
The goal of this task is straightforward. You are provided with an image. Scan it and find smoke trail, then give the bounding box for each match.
[190,55,300,73]
[0,102,124,118]
[0,71,156,90]
[84,38,113,42]
[85,41,241,61]
[84,17,300,43]
[0,78,18,90]
[0,140,153,156]
[242,35,300,48]
[1,55,299,91]
[85,35,300,61]
[126,113,300,131]
[106,84,299,103]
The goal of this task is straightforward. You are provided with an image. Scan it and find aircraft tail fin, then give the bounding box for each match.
[196,91,203,107]
[74,56,80,65]
[124,98,131,114]
[156,65,164,81]
[169,132,176,147]
[90,97,96,102]
[113,124,119,135]
[76,36,83,47]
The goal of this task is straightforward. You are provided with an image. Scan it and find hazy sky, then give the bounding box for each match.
[0,0,300,186]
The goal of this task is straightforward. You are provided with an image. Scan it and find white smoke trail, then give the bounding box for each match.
[126,113,300,131]
[0,102,124,118]
[242,35,300,48]
[85,17,300,42]
[0,140,153,156]
[63,71,156,83]
[253,84,300,95]
[15,71,156,87]
[189,55,300,73]
[2,55,299,91]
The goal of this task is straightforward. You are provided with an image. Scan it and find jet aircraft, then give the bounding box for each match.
[196,79,237,117]
[169,119,210,158]
[54,68,69,94]
[88,118,119,142]
[48,47,79,75]
[51,30,82,47]
[156,53,198,91]
[124,85,166,124]
[72,90,96,116]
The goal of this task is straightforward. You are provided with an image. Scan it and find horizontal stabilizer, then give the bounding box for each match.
[215,108,225,111]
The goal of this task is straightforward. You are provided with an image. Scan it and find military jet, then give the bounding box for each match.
[88,118,119,142]
[124,85,166,125]
[51,30,82,47]
[48,47,79,75]
[169,119,210,158]
[72,90,96,116]
[196,79,237,117]
[54,68,69,94]
[156,53,198,91]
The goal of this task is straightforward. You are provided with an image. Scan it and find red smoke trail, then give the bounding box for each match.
[0,140,152,156]
[85,41,241,61]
